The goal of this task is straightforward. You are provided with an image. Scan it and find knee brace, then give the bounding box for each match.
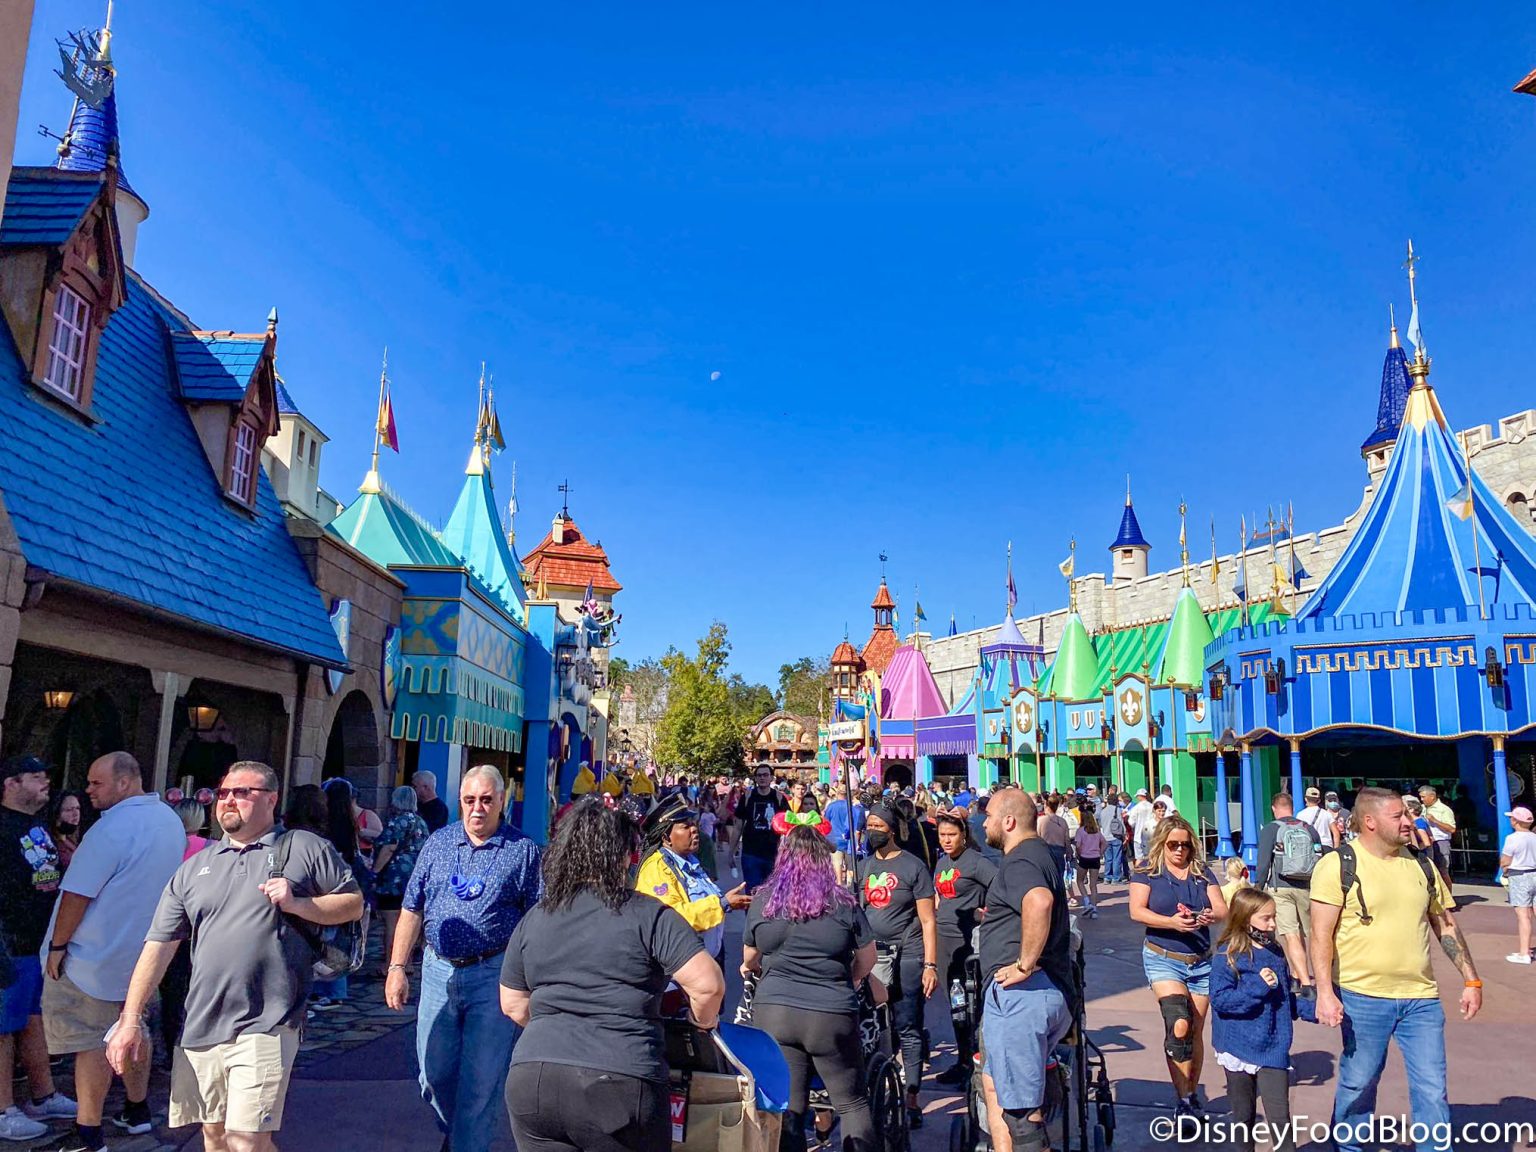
[1158,994,1195,1063]
[1003,1110,1050,1152]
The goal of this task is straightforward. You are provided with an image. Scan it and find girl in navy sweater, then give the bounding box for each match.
[1210,888,1316,1152]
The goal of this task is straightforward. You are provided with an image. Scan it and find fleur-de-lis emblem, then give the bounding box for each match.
[1120,687,1143,726]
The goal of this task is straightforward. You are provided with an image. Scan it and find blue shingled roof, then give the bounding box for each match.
[0,169,102,247]
[274,377,300,415]
[57,90,140,200]
[1360,343,1412,454]
[0,267,345,667]
[171,332,264,402]
[1110,500,1150,550]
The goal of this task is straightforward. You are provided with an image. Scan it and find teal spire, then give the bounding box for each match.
[330,486,458,569]
[443,445,527,625]
[1039,613,1101,700]
[1153,586,1216,687]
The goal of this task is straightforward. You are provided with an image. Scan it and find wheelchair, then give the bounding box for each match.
[664,1015,790,1152]
[948,919,1115,1152]
[736,974,910,1152]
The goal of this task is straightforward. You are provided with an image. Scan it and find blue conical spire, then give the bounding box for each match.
[1360,312,1411,456]
[1111,481,1150,550]
[54,13,141,202]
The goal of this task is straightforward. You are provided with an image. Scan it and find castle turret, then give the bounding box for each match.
[1360,310,1412,476]
[1110,481,1151,583]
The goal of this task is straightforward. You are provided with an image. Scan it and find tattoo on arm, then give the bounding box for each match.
[1435,917,1478,980]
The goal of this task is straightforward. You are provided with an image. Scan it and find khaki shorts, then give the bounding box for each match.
[170,1028,300,1133]
[1271,886,1311,938]
[42,969,121,1054]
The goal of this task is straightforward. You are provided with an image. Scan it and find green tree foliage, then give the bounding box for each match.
[777,656,831,718]
[652,623,777,775]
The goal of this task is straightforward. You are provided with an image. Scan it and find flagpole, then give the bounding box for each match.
[362,349,389,494]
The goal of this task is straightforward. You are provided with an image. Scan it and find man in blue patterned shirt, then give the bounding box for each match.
[385,765,541,1152]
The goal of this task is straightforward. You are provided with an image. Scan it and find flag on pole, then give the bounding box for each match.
[1059,553,1075,580]
[378,386,399,453]
[1445,479,1474,521]
[1406,298,1424,358]
[1006,542,1018,612]
[948,612,957,638]
[915,601,927,623]
[1209,520,1221,585]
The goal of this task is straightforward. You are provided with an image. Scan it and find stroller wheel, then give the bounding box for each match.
[867,1057,907,1152]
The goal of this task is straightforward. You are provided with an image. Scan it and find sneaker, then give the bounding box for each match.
[23,1094,77,1121]
[111,1109,154,1136]
[40,1132,101,1152]
[1507,953,1533,964]
[310,996,343,1011]
[934,1062,970,1086]
[907,1107,924,1131]
[0,1107,48,1142]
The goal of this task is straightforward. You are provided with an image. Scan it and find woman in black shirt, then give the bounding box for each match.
[501,798,725,1152]
[931,809,996,1085]
[857,803,938,1130]
[742,826,877,1152]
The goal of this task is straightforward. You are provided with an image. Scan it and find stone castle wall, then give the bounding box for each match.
[922,407,1536,707]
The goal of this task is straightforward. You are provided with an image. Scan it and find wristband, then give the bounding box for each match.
[1464,979,1483,989]
[48,943,68,953]
[388,963,409,973]
[922,962,938,970]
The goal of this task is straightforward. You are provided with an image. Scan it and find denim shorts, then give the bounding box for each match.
[1510,871,1536,909]
[980,972,1073,1112]
[1142,944,1211,996]
[0,956,43,1034]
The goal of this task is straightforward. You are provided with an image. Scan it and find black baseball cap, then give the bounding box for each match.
[1,755,49,781]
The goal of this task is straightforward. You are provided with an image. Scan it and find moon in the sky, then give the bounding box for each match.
[710,370,721,381]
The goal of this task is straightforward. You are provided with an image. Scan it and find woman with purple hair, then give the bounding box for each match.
[742,826,877,1152]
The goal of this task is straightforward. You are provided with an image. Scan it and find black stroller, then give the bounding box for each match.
[948,919,1115,1152]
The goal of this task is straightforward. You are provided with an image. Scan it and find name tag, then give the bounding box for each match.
[669,1090,688,1142]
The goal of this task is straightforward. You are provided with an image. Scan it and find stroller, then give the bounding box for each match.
[665,1016,791,1152]
[948,919,1115,1152]
[737,974,910,1152]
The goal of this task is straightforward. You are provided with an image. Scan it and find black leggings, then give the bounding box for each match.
[1223,1067,1293,1152]
[753,1003,874,1152]
[506,1061,669,1152]
[935,934,974,1057]
[884,944,927,1094]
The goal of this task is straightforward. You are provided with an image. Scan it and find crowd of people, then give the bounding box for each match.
[0,750,1517,1152]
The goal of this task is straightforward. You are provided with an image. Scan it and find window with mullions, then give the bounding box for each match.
[228,421,257,504]
[42,284,91,403]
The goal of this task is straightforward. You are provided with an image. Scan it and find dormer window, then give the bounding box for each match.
[227,419,258,505]
[42,284,92,402]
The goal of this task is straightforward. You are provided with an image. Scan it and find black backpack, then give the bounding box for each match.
[269,832,369,980]
[1335,842,1438,925]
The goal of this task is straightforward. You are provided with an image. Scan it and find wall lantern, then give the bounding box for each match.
[1184,689,1200,713]
[1264,658,1287,696]
[43,690,75,711]
[1484,646,1505,691]
[184,689,221,734]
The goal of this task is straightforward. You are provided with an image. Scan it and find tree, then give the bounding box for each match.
[728,675,778,726]
[777,656,831,719]
[653,624,747,775]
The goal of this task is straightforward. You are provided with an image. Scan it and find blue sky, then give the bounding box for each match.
[16,3,1536,685]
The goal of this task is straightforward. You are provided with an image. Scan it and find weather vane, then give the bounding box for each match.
[879,552,888,579]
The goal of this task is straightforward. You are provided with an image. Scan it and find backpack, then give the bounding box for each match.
[1103,803,1126,838]
[1273,818,1320,882]
[1335,841,1438,926]
[270,832,370,981]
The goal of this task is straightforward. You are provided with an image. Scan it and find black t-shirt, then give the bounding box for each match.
[0,806,62,952]
[738,789,787,860]
[978,838,1074,1005]
[935,847,998,943]
[857,850,934,951]
[1131,865,1220,956]
[743,894,874,1014]
[502,890,703,1083]
[419,796,450,833]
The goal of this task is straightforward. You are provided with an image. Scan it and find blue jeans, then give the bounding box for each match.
[742,853,775,891]
[1103,840,1126,883]
[1333,990,1449,1152]
[418,949,520,1152]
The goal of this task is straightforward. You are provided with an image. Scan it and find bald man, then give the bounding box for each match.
[44,753,185,1150]
[977,789,1076,1152]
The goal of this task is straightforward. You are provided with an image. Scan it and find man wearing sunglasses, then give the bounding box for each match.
[386,765,542,1152]
[107,761,362,1152]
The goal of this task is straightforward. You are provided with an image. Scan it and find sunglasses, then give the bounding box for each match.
[462,796,498,808]
[1165,840,1194,850]
[215,787,273,801]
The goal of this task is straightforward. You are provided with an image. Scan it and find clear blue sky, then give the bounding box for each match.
[17,3,1536,686]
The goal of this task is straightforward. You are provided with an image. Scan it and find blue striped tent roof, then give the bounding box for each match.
[1299,374,1536,619]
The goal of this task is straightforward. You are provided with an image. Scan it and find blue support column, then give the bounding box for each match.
[917,755,934,786]
[967,753,980,789]
[1494,737,1513,880]
[1214,751,1235,858]
[1289,739,1304,804]
[1239,743,1259,867]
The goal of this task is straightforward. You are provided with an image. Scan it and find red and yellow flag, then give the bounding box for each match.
[378,387,399,453]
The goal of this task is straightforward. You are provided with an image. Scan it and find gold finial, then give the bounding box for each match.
[98,1,115,65]
[1178,499,1189,587]
[1388,302,1399,349]
[1065,536,1078,614]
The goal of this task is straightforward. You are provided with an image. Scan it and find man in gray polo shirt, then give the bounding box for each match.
[106,762,361,1152]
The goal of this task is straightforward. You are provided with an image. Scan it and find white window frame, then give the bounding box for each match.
[229,421,258,504]
[42,284,91,402]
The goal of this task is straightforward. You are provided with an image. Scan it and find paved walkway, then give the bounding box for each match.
[16,880,1534,1151]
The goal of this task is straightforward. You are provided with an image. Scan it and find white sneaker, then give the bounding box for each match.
[22,1092,76,1120]
[1506,952,1533,964]
[0,1107,49,1141]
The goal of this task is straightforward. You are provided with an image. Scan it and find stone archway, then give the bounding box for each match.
[883,762,914,790]
[322,690,383,806]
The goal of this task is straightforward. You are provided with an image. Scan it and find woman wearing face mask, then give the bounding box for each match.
[1209,889,1317,1152]
[930,810,995,1086]
[48,789,89,871]
[858,803,938,1130]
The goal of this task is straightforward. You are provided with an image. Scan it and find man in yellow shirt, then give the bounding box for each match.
[1310,787,1481,1152]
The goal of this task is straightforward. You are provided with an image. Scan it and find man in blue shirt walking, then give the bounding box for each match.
[385,766,542,1152]
[823,780,865,881]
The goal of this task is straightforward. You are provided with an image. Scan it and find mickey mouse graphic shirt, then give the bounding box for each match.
[0,807,62,953]
[934,847,998,944]
[857,849,934,950]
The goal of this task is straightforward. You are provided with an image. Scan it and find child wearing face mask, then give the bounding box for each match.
[1209,889,1317,1152]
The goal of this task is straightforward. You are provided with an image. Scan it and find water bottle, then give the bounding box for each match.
[949,978,966,1011]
